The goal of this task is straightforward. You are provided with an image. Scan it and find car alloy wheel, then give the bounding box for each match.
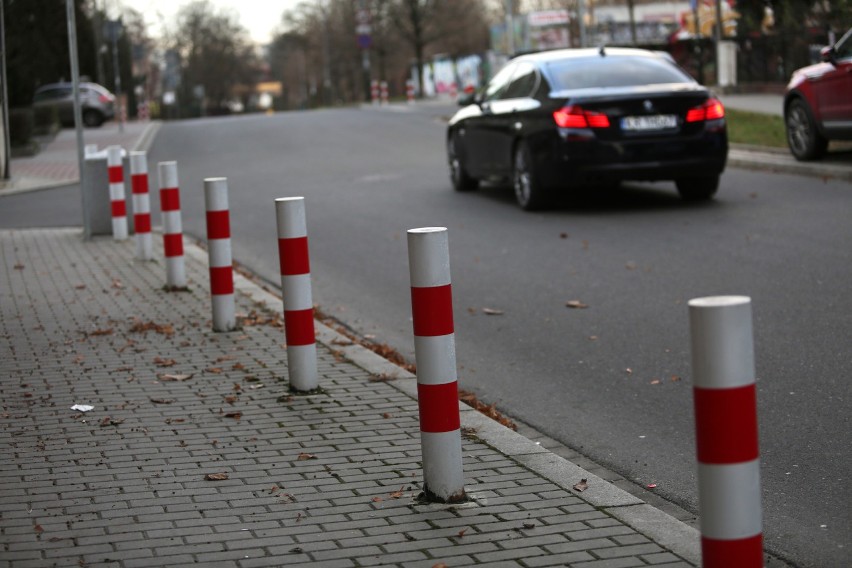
[513,143,547,211]
[447,133,478,192]
[786,99,827,161]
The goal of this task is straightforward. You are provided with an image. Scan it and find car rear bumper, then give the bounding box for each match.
[533,128,728,186]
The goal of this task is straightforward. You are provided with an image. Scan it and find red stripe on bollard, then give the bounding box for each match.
[209,265,234,295]
[417,382,461,432]
[702,534,763,566]
[163,233,184,257]
[411,285,454,336]
[278,237,310,275]
[134,214,151,233]
[108,166,123,184]
[694,384,759,464]
[284,308,315,346]
[111,200,126,217]
[131,174,148,195]
[206,210,231,240]
[160,188,180,211]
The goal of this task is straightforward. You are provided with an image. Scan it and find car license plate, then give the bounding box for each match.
[621,115,678,131]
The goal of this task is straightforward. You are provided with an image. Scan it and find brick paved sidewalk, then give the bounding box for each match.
[2,122,160,195]
[1,228,699,568]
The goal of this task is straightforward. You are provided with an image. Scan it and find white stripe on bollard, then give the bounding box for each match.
[107,146,128,240]
[157,161,186,289]
[130,151,152,260]
[204,178,236,332]
[275,197,317,392]
[689,295,763,568]
[407,227,466,504]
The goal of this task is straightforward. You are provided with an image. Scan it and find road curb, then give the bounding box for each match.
[196,239,705,566]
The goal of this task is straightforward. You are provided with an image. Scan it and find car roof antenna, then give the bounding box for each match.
[599,45,607,57]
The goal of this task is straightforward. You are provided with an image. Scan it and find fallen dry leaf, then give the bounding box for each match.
[158,373,193,382]
[224,395,238,405]
[389,486,404,499]
[224,412,242,420]
[99,416,124,427]
[297,453,317,461]
[205,473,229,481]
[458,528,467,537]
[482,308,504,315]
[111,279,124,289]
[381,412,393,419]
[670,375,682,382]
[432,564,448,568]
[205,367,224,374]
[150,398,174,405]
[34,524,44,533]
[523,522,536,529]
[215,355,235,363]
[371,496,383,503]
[88,328,114,336]
[573,479,589,492]
[14,263,25,270]
[129,320,175,337]
[650,379,661,385]
[154,357,177,368]
[566,300,589,309]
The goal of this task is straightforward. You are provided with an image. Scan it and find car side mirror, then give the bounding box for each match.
[457,91,477,107]
[820,45,837,65]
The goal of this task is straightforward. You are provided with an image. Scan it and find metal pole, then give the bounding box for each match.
[66,0,89,238]
[715,0,724,86]
[110,20,124,133]
[0,1,9,181]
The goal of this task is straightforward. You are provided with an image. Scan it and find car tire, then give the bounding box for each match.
[447,133,478,192]
[785,98,827,161]
[513,142,548,211]
[82,109,104,128]
[675,175,719,201]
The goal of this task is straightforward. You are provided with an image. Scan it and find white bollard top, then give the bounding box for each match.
[107,145,123,167]
[275,197,307,239]
[158,161,179,188]
[129,151,147,175]
[204,178,229,211]
[407,227,451,288]
[689,295,755,389]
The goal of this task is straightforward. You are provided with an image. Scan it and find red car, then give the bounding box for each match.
[784,27,852,160]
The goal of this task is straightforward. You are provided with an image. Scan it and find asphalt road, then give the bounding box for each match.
[3,105,850,567]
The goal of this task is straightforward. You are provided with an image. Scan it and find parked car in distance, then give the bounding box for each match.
[784,27,852,161]
[33,82,116,128]
[447,47,728,210]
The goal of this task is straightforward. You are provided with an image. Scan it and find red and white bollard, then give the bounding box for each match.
[157,161,186,289]
[380,81,389,105]
[406,79,415,104]
[371,80,379,105]
[275,197,317,392]
[106,146,128,240]
[407,227,465,503]
[689,296,762,568]
[204,178,236,331]
[130,152,153,260]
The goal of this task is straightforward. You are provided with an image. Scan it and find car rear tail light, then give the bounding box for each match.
[98,95,112,103]
[553,105,610,129]
[686,98,725,122]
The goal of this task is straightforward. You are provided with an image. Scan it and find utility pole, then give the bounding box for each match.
[106,19,124,132]
[505,0,514,55]
[66,0,90,238]
[1,0,10,181]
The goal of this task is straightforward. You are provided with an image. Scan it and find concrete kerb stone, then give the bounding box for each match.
[214,238,702,562]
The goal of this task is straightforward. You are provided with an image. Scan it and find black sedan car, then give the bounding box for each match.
[447,47,728,210]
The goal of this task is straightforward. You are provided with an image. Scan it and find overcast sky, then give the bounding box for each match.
[119,0,305,44]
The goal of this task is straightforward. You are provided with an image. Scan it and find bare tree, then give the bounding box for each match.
[169,0,258,115]
[390,0,490,97]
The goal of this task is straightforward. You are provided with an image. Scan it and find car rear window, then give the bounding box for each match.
[545,55,693,90]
